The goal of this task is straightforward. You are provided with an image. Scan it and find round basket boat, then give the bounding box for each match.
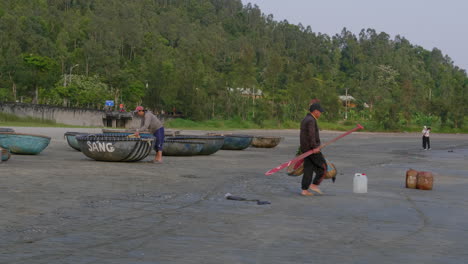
[1,147,11,161]
[207,134,252,150]
[102,132,155,139]
[0,132,51,155]
[251,136,282,148]
[162,139,205,156]
[0,128,15,133]
[166,135,224,155]
[102,129,152,137]
[76,134,154,162]
[64,132,90,151]
[102,128,180,137]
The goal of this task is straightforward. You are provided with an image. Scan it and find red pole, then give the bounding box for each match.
[265,124,364,176]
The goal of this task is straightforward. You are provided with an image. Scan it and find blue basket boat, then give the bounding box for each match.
[208,134,252,150]
[102,128,180,137]
[166,135,224,155]
[162,139,205,156]
[64,132,90,151]
[102,129,153,137]
[102,132,155,139]
[76,134,154,162]
[0,132,51,155]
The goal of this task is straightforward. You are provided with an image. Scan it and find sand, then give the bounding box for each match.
[1,127,468,264]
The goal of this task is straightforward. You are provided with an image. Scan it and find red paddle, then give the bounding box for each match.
[265,124,364,176]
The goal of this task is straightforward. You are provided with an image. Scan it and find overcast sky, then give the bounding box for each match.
[241,0,468,71]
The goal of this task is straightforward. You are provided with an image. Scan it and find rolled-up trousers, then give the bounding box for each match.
[153,127,165,151]
[301,152,326,190]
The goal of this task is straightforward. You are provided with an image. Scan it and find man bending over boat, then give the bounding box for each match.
[134,106,165,163]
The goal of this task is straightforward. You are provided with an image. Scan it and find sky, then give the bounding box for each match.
[241,0,468,71]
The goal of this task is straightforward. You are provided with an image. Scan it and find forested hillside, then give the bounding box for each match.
[0,0,466,129]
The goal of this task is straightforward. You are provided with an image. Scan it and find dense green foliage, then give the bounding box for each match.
[0,0,466,130]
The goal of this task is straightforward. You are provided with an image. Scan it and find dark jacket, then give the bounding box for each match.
[300,113,321,153]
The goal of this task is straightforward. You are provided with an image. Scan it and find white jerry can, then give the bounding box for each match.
[353,173,367,193]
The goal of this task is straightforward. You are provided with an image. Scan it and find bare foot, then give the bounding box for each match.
[152,160,162,163]
[301,190,314,196]
[309,184,323,194]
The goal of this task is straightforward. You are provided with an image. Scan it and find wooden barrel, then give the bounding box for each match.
[406,169,418,189]
[416,171,433,190]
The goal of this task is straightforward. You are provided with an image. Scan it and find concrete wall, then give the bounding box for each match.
[0,102,170,128]
[125,117,141,129]
[0,102,126,127]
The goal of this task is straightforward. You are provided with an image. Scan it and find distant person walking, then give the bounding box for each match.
[134,106,165,162]
[422,126,431,150]
[299,103,327,196]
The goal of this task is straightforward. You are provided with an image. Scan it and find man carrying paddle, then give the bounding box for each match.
[300,103,326,196]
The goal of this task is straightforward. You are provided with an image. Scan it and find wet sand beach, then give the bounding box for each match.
[1,127,468,264]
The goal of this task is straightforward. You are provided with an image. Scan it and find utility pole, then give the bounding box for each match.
[345,87,349,120]
[69,64,79,85]
[252,87,255,119]
[64,64,79,87]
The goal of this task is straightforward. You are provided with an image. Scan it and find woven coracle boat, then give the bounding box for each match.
[101,132,155,139]
[207,134,252,150]
[162,139,205,156]
[102,128,179,137]
[0,132,51,155]
[166,135,224,155]
[76,134,154,162]
[64,132,90,151]
[251,136,282,148]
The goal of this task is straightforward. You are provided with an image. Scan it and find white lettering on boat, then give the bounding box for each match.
[98,142,106,152]
[106,143,115,152]
[87,141,115,152]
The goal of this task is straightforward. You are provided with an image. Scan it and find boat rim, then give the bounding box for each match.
[0,132,51,139]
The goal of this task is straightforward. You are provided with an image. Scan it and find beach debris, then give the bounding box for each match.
[224,193,271,205]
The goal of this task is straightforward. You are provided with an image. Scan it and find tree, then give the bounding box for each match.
[0,0,467,130]
[23,54,58,104]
